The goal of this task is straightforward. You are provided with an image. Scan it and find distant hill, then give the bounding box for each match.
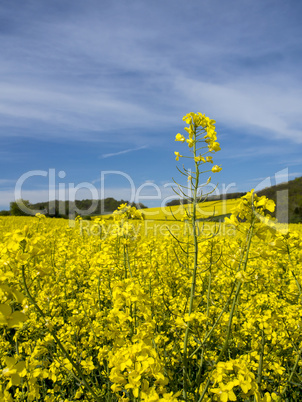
[257,176,302,223]
[165,177,302,223]
[3,198,147,219]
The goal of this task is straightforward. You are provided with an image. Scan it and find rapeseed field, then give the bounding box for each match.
[102,198,240,222]
[1,113,301,401]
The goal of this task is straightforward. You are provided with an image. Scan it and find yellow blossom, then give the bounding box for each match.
[212,165,222,173]
[174,151,182,161]
[194,155,206,163]
[175,133,185,142]
[209,141,221,152]
[186,138,194,147]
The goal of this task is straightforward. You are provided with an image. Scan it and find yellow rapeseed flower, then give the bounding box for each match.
[212,165,222,173]
[174,151,182,161]
[175,133,185,142]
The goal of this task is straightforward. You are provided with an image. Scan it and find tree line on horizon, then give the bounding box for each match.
[166,177,302,223]
[1,177,302,222]
[1,198,147,219]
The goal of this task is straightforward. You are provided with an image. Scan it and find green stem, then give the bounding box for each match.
[194,262,212,393]
[123,242,132,279]
[183,125,200,401]
[281,346,302,397]
[198,217,255,401]
[217,217,255,361]
[255,329,265,400]
[288,249,302,304]
[280,250,302,396]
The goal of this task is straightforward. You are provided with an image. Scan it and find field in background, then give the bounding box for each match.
[97,198,239,222]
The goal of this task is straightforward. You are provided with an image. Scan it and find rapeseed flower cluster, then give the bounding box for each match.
[175,112,221,169]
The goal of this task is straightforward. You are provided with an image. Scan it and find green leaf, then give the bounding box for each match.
[15,361,26,374]
[11,289,26,303]
[0,304,12,316]
[10,373,21,386]
[8,311,27,328]
[4,356,16,369]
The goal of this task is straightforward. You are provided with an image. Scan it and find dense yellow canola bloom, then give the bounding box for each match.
[0,210,301,401]
[141,199,239,221]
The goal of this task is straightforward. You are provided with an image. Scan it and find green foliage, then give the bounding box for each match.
[166,198,193,207]
[9,199,31,216]
[258,176,302,223]
[9,198,147,218]
[0,210,10,216]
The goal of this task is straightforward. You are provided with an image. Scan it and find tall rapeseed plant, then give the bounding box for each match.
[174,112,222,400]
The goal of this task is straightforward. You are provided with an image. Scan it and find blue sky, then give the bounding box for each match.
[1,0,302,210]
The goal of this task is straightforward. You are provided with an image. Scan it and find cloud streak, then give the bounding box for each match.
[174,77,302,144]
[101,146,148,159]
[0,1,301,145]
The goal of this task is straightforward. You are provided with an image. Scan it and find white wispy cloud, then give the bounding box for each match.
[101,146,148,159]
[0,1,300,145]
[174,76,302,144]
[0,179,15,185]
[221,145,289,161]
